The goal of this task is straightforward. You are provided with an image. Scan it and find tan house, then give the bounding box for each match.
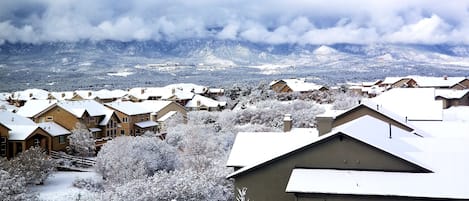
[380,77,417,88]
[137,100,187,132]
[0,111,53,158]
[105,101,157,136]
[270,79,328,93]
[185,95,227,111]
[32,100,121,143]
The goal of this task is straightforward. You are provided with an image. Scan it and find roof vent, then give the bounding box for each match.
[284,114,292,132]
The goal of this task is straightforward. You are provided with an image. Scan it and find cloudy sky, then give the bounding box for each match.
[1,0,469,45]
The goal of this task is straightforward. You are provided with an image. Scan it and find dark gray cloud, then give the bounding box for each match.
[1,0,469,44]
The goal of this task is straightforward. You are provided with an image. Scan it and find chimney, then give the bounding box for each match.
[283,114,292,132]
[196,100,201,107]
[141,88,145,94]
[88,92,92,97]
[172,88,175,94]
[29,93,33,97]
[443,75,448,80]
[316,115,334,136]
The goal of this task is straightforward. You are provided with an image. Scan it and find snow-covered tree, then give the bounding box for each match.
[236,187,250,201]
[7,146,56,185]
[0,170,38,201]
[68,122,95,157]
[332,91,362,110]
[96,136,179,185]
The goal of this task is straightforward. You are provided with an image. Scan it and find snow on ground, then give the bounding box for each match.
[31,170,101,201]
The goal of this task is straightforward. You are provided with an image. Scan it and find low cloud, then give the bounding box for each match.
[1,0,469,44]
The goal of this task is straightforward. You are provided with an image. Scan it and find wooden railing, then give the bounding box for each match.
[50,151,96,168]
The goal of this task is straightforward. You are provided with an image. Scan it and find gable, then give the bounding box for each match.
[333,105,413,133]
[25,127,53,141]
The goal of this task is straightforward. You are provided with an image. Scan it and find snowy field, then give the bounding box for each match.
[30,171,100,201]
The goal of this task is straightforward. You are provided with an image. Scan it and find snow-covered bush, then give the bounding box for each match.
[0,170,38,201]
[7,146,56,185]
[100,165,232,201]
[68,122,95,157]
[95,136,179,184]
[73,178,104,192]
[236,187,250,201]
[235,99,325,128]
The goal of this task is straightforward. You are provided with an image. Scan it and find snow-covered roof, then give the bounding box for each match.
[434,89,469,99]
[49,91,74,100]
[208,88,224,93]
[58,100,112,119]
[412,76,467,88]
[74,90,96,99]
[185,95,226,108]
[0,92,11,101]
[0,111,40,140]
[38,122,71,136]
[11,88,50,101]
[228,115,429,178]
[0,101,18,112]
[165,83,207,94]
[16,100,57,118]
[286,168,469,200]
[137,101,173,114]
[274,78,326,92]
[93,89,127,99]
[442,106,469,122]
[105,101,153,116]
[371,88,443,121]
[226,129,319,167]
[134,120,158,128]
[157,111,177,122]
[89,128,101,133]
[381,77,406,85]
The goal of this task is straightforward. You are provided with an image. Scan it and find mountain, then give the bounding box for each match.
[0,39,469,91]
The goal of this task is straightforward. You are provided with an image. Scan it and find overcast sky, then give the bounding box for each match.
[1,0,469,45]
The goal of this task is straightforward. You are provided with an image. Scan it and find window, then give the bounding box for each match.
[120,130,125,135]
[106,130,110,137]
[123,117,128,123]
[46,116,53,121]
[59,136,66,144]
[0,137,6,157]
[34,138,40,147]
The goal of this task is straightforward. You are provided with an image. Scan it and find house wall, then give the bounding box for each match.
[271,81,288,93]
[112,110,151,136]
[24,128,52,154]
[0,124,9,158]
[51,135,69,152]
[36,106,79,131]
[452,79,469,90]
[233,135,424,201]
[155,102,187,120]
[392,79,416,88]
[437,93,469,109]
[295,193,460,201]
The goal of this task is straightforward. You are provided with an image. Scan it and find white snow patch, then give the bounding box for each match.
[31,171,100,201]
[107,71,134,77]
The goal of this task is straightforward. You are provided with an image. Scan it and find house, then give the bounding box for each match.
[413,76,469,89]
[9,88,50,106]
[434,89,469,109]
[380,77,417,88]
[136,100,187,132]
[16,100,58,121]
[185,94,226,111]
[32,100,121,143]
[228,115,441,201]
[0,110,53,158]
[270,79,328,93]
[38,122,71,152]
[105,101,157,136]
[207,88,225,98]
